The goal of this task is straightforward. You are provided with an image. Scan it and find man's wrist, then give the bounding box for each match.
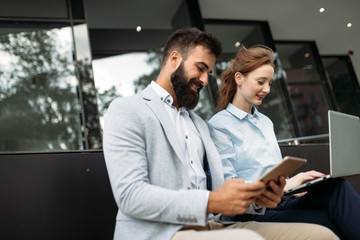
[207,191,219,214]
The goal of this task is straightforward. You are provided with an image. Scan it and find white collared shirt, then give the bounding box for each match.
[150,81,207,190]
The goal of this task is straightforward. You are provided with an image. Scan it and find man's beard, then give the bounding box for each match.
[171,63,203,110]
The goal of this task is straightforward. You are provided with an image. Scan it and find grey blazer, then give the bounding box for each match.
[103,85,224,240]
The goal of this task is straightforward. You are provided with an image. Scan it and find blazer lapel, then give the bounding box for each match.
[141,86,184,162]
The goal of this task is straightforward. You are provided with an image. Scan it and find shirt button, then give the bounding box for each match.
[190,160,193,164]
[185,135,188,139]
[161,97,163,101]
[167,99,170,103]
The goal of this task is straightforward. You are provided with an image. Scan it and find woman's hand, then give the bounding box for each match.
[284,170,326,197]
[255,176,286,208]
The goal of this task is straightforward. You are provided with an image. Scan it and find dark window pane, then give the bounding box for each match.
[322,57,358,91]
[205,24,265,60]
[0,0,68,19]
[322,56,360,117]
[0,26,83,151]
[332,92,360,117]
[85,0,182,29]
[288,84,330,136]
[276,41,336,137]
[70,0,85,20]
[277,43,322,83]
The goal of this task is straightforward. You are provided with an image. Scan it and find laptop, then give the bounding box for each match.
[284,110,360,195]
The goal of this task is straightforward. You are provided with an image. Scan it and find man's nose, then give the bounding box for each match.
[199,72,209,86]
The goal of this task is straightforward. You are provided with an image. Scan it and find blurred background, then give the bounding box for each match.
[1,0,359,152]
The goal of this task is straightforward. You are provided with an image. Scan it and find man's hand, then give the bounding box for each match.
[207,179,265,215]
[255,176,286,208]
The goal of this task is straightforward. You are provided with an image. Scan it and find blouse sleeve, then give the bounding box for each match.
[208,123,238,180]
[208,122,266,216]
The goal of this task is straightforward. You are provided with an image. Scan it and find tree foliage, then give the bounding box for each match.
[0,28,83,151]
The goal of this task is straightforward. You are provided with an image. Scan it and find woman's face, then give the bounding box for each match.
[233,64,274,113]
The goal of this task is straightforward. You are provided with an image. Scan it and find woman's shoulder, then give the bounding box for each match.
[208,110,233,128]
[256,110,274,126]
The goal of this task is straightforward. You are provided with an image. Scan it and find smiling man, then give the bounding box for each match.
[103,27,338,240]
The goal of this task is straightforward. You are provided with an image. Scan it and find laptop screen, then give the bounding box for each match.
[329,110,360,178]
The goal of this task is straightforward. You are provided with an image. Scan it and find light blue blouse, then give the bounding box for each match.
[208,103,282,182]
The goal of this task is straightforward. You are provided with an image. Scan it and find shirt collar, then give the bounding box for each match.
[150,81,187,113]
[150,81,174,106]
[226,103,259,120]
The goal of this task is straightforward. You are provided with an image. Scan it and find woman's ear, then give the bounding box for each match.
[235,72,244,86]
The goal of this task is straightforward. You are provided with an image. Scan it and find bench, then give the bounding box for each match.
[0,151,117,240]
[1,145,359,239]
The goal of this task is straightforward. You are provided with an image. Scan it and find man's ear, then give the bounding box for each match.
[235,72,244,86]
[169,51,182,68]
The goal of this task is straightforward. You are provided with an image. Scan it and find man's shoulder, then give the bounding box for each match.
[104,93,148,124]
[109,91,145,108]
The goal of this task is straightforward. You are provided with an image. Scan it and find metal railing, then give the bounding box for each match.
[278,134,329,145]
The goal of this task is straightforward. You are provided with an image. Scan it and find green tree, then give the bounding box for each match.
[0,27,83,151]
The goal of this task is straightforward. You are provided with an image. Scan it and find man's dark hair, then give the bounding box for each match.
[162,27,222,66]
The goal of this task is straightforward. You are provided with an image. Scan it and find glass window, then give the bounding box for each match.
[205,23,266,59]
[73,23,102,149]
[322,56,360,117]
[93,51,160,128]
[88,0,217,125]
[287,85,330,136]
[331,93,360,116]
[276,43,322,83]
[276,41,335,137]
[93,49,216,125]
[0,25,83,152]
[322,57,357,90]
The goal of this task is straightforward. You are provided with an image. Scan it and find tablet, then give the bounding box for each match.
[258,156,307,184]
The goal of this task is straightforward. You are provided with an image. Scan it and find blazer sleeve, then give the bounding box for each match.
[103,97,209,226]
